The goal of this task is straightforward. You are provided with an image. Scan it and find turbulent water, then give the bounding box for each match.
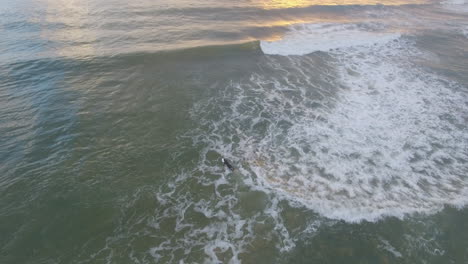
[1,0,468,263]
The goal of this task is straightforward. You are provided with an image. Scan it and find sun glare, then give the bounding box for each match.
[259,0,429,9]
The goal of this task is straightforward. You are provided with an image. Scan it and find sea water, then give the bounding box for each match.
[0,0,467,263]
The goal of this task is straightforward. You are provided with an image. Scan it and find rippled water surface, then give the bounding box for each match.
[1,0,468,263]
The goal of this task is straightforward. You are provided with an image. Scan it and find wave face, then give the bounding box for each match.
[261,23,400,55]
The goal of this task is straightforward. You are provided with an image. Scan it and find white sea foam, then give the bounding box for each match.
[442,0,465,5]
[145,161,298,263]
[260,23,399,56]
[378,238,403,258]
[441,0,468,12]
[463,26,468,38]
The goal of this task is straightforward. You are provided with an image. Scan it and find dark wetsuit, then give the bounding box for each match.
[222,158,235,171]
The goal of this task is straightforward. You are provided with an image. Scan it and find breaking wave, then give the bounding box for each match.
[441,0,468,12]
[260,23,400,55]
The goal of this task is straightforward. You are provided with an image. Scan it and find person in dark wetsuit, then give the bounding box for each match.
[221,158,235,171]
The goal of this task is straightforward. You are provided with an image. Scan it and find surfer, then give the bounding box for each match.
[221,158,235,171]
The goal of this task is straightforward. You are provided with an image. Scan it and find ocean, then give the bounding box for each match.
[1,0,467,263]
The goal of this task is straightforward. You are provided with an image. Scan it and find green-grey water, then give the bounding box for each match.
[1,0,468,263]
